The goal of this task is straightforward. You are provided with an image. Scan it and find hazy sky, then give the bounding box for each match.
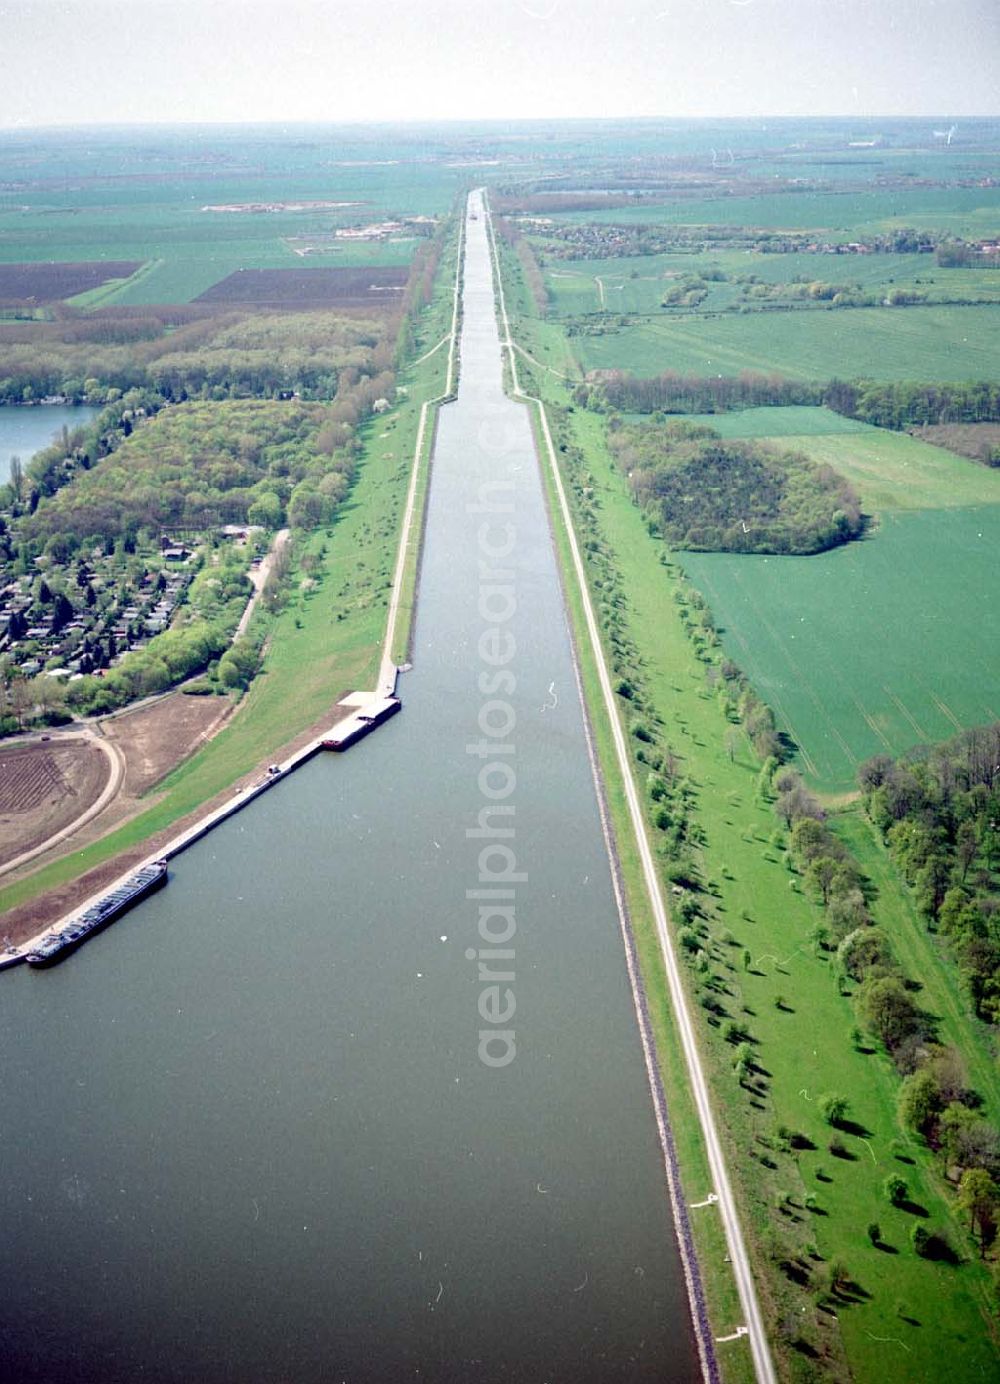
[1,0,997,128]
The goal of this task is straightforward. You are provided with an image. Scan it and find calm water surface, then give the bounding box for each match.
[0,197,697,1382]
[0,405,98,484]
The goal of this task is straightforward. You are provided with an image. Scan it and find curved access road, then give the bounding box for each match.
[484,190,777,1384]
[234,528,289,641]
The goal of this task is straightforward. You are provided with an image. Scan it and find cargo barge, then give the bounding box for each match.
[25,860,169,967]
[321,696,401,751]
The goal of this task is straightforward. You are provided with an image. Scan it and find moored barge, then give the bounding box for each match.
[25,859,169,967]
[321,696,401,751]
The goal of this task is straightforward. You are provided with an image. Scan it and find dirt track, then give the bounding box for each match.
[0,737,111,869]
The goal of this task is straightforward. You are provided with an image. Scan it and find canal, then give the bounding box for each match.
[0,195,699,1382]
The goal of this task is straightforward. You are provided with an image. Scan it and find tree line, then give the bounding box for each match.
[493,216,549,317]
[859,726,1000,1029]
[579,370,1000,431]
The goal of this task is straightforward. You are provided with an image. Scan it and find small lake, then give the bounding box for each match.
[0,405,99,484]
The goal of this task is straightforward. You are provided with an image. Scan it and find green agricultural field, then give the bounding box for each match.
[556,184,1000,236]
[778,427,1000,512]
[542,250,1000,319]
[0,129,463,305]
[572,303,1000,381]
[683,505,1000,791]
[499,221,1000,1376]
[671,419,1000,790]
[681,405,871,438]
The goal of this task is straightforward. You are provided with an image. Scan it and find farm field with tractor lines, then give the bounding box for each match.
[569,304,1000,381]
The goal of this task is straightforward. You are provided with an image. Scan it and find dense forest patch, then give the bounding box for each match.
[608,416,862,554]
[16,397,378,544]
[0,306,393,403]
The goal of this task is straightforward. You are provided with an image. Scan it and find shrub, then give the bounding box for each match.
[884,1174,908,1207]
[819,1093,849,1127]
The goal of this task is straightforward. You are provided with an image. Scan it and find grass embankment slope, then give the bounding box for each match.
[0,222,461,918]
[498,242,1000,1382]
[389,222,462,665]
[682,413,1000,792]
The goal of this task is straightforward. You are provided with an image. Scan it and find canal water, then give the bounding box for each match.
[0,196,698,1382]
[0,404,99,485]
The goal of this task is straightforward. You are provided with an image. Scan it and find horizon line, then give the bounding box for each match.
[1,113,998,135]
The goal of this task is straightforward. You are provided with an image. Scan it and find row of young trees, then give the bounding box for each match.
[654,542,1000,1260]
[859,726,1000,1027]
[492,215,548,316]
[759,744,1000,1259]
[545,396,1000,1343]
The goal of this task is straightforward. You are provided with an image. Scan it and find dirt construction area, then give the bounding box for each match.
[0,691,232,880]
[102,690,232,798]
[0,691,354,949]
[0,738,110,868]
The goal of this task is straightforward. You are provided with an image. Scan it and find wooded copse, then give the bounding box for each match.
[581,370,1000,432]
[608,416,862,555]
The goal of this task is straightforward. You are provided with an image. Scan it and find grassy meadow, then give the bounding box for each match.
[684,506,1000,791]
[570,304,1000,381]
[544,251,1000,319]
[677,417,1000,790]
